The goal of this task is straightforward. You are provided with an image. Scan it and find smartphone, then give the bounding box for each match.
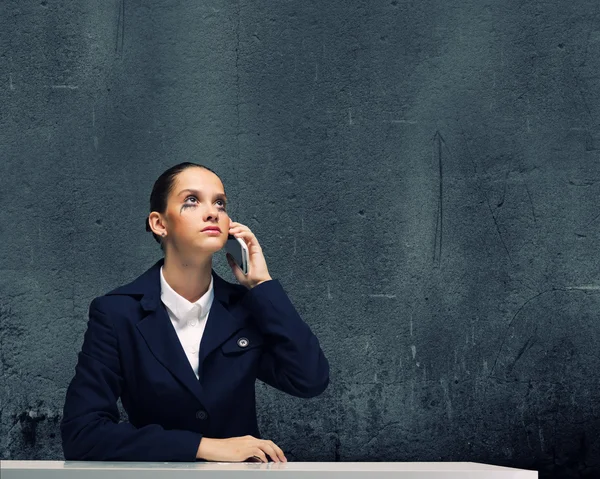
[225,234,249,275]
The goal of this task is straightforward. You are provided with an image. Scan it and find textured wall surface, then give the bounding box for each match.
[1,1,600,478]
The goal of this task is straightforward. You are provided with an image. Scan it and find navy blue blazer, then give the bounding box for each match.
[60,257,329,461]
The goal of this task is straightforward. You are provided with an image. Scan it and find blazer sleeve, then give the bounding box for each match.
[60,298,202,461]
[240,279,330,398]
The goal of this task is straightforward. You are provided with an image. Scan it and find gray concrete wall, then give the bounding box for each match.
[1,1,600,477]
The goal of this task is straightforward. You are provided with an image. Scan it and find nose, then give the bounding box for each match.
[204,203,220,222]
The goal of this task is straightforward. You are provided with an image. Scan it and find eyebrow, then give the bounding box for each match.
[177,189,227,202]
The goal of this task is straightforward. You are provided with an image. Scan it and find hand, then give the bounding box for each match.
[226,221,272,289]
[196,435,287,463]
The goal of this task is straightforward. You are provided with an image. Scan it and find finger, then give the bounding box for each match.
[232,230,262,252]
[259,443,280,462]
[270,444,285,463]
[231,232,256,254]
[267,441,286,463]
[259,441,280,462]
[229,229,249,237]
[268,441,287,462]
[230,227,252,237]
[228,223,251,232]
[229,222,248,231]
[252,448,268,463]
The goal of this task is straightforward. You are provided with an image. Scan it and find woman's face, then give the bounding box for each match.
[161,167,231,254]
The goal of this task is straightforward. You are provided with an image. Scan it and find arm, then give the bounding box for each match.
[240,280,330,398]
[60,298,202,461]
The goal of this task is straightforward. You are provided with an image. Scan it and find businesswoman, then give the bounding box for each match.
[60,162,330,462]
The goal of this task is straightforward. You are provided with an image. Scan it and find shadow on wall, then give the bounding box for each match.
[488,287,600,477]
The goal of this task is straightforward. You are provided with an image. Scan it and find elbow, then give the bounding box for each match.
[292,358,330,398]
[61,434,83,460]
[60,417,103,461]
[62,444,87,461]
[299,374,329,398]
[61,420,86,460]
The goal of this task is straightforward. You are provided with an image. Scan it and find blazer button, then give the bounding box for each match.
[196,410,208,420]
[237,337,249,348]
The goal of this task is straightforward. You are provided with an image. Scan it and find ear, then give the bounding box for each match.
[148,211,167,236]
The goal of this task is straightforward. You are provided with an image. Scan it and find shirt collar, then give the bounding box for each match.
[159,265,214,322]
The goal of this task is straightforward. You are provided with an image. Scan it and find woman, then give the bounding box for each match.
[60,162,330,462]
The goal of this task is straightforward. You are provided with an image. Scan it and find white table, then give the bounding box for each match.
[0,460,537,479]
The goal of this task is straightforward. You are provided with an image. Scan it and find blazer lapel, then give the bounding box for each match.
[136,301,205,403]
[197,295,245,372]
[106,257,247,404]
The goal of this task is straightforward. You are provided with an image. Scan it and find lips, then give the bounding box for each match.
[202,227,221,232]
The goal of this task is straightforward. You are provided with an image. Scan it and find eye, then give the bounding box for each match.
[182,196,227,210]
[183,196,198,207]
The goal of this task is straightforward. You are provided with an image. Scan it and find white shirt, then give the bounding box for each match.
[159,266,214,379]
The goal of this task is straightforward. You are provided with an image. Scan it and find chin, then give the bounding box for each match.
[198,236,226,249]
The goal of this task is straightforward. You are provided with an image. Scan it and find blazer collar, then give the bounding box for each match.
[105,257,247,407]
[105,257,237,310]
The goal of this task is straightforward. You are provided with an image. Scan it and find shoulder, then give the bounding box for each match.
[89,294,141,314]
[87,260,160,315]
[87,273,147,319]
[86,296,142,335]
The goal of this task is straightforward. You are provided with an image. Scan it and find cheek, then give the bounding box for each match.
[179,216,199,234]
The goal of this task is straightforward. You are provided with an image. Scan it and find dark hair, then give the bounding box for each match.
[145,162,220,250]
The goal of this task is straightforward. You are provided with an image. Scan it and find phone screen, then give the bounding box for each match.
[225,234,248,274]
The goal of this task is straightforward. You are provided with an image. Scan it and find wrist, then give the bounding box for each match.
[252,277,272,288]
[196,437,217,460]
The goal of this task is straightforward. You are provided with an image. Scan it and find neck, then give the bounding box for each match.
[162,252,213,303]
